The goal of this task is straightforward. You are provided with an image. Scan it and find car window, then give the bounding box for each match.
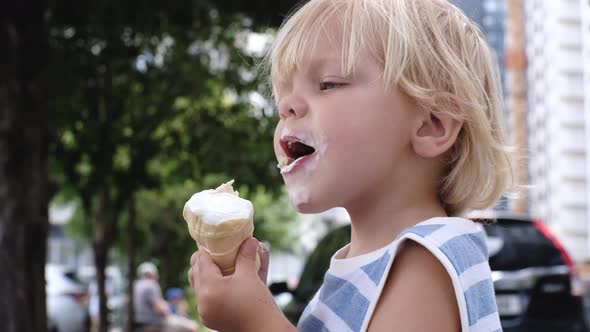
[484,218,564,270]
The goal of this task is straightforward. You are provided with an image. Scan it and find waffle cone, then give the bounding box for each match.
[184,209,254,274]
[183,180,260,275]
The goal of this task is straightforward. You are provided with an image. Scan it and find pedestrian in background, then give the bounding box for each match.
[165,288,189,317]
[133,262,168,332]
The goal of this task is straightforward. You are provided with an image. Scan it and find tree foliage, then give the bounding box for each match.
[46,0,299,330]
[111,178,297,290]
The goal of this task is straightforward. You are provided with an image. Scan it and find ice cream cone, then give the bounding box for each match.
[183,180,260,275]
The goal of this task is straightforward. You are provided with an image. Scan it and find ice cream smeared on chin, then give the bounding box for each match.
[277,128,328,208]
[285,183,311,209]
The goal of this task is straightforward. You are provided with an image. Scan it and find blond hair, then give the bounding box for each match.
[264,0,514,216]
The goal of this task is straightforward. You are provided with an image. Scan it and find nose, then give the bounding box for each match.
[278,95,309,119]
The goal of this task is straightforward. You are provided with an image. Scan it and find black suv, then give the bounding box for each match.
[270,214,588,331]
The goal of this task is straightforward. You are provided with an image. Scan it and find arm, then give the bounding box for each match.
[367,240,461,332]
[152,298,170,316]
[189,238,297,332]
[146,281,169,316]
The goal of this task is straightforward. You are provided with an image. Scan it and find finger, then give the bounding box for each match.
[188,266,194,288]
[189,262,201,289]
[188,251,200,289]
[257,242,270,283]
[235,237,260,276]
[189,267,201,293]
[190,251,199,266]
[198,250,222,282]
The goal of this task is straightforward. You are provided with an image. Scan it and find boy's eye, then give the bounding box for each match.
[319,82,346,91]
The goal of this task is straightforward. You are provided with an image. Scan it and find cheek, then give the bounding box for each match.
[324,113,381,150]
[323,108,402,167]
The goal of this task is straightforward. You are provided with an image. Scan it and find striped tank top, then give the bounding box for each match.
[297,217,502,332]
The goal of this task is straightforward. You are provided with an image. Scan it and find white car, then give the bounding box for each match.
[46,264,89,332]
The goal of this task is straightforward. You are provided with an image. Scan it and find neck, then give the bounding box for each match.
[344,172,447,258]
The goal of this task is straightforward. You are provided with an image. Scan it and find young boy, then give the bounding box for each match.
[189,0,512,331]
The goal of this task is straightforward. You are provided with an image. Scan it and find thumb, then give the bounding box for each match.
[235,237,259,275]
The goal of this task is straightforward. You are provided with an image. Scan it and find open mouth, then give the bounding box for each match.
[278,138,316,171]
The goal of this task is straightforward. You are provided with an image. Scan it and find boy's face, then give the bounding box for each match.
[273,27,421,214]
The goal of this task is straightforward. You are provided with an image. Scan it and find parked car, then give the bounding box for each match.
[46,264,89,332]
[270,213,588,331]
[484,213,587,331]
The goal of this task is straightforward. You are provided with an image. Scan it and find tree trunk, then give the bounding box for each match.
[0,1,49,332]
[93,187,118,332]
[126,195,137,332]
[94,243,109,332]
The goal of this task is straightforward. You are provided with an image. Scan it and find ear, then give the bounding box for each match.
[411,111,463,158]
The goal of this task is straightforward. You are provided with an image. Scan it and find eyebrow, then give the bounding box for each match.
[305,56,343,73]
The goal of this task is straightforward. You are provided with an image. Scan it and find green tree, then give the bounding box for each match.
[1,0,303,330]
[116,179,297,292]
[47,1,298,331]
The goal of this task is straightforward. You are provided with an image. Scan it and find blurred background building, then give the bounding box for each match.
[524,0,590,261]
[451,0,507,94]
[452,0,590,262]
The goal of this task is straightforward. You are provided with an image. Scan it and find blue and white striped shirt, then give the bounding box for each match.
[298,217,502,332]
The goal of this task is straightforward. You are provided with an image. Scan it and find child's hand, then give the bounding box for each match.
[188,238,292,332]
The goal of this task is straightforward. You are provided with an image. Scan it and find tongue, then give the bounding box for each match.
[290,141,315,159]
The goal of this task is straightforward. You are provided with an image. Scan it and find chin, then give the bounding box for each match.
[294,203,323,214]
[292,200,335,214]
[285,181,341,214]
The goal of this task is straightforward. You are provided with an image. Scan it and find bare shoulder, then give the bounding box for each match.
[367,240,461,332]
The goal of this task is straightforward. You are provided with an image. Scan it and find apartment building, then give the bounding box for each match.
[524,0,590,261]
